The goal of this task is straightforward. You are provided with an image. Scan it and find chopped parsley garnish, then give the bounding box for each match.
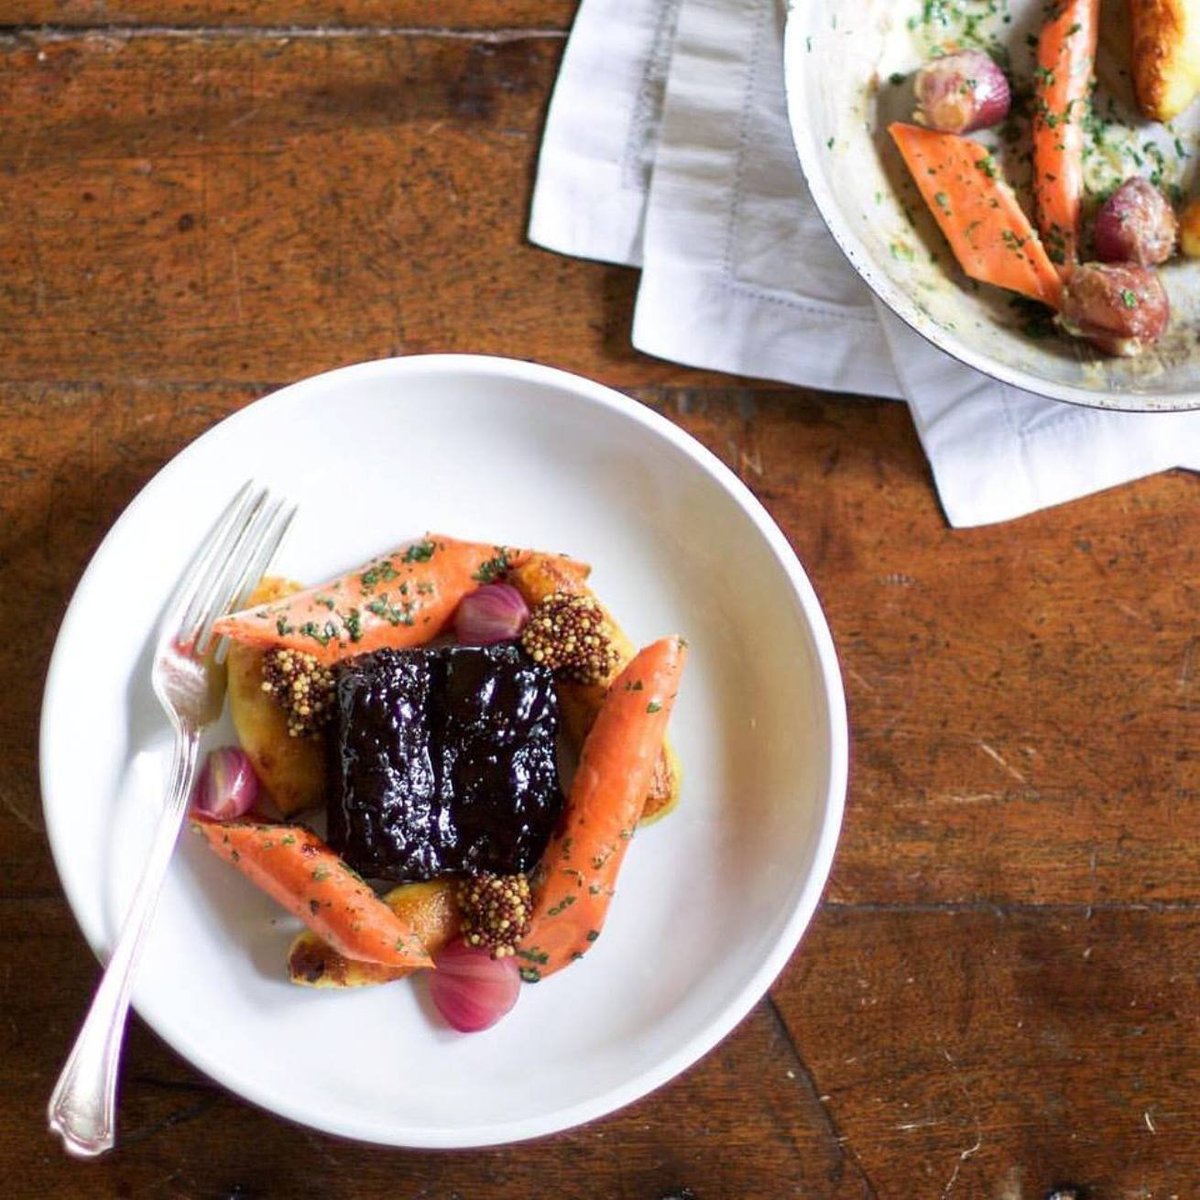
[401,540,436,563]
[298,621,333,646]
[359,561,398,590]
[365,595,415,626]
[340,607,363,641]
[472,546,514,584]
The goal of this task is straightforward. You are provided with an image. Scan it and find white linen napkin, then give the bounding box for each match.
[528,0,1200,527]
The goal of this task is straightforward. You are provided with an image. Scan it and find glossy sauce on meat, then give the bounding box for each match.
[326,643,564,881]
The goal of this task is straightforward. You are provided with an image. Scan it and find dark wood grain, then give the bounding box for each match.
[779,904,1200,1199]
[0,30,718,390]
[5,9,1200,1198]
[0,2,576,28]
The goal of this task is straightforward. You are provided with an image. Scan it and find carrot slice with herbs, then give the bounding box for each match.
[1033,0,1099,269]
[518,635,687,981]
[889,122,1063,309]
[213,535,534,666]
[190,815,432,968]
[288,879,459,988]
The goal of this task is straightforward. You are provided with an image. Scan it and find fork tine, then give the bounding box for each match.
[156,480,258,646]
[177,486,268,641]
[194,496,297,660]
[229,500,297,614]
[210,502,297,664]
[186,491,272,645]
[208,496,297,667]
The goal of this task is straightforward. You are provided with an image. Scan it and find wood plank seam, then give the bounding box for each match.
[117,1093,222,1148]
[764,994,881,1198]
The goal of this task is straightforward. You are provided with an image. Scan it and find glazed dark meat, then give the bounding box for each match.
[326,642,564,881]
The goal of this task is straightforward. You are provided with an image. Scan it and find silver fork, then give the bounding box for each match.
[47,481,296,1159]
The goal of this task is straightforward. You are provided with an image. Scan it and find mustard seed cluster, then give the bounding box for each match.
[260,647,335,738]
[520,591,620,685]
[456,872,533,958]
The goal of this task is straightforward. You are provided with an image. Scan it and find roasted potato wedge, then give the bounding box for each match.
[227,577,325,817]
[1130,0,1200,120]
[288,879,459,988]
[509,554,683,824]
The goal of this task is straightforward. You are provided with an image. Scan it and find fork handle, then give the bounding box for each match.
[47,730,199,1157]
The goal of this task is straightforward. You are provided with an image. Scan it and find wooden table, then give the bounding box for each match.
[5,5,1198,1196]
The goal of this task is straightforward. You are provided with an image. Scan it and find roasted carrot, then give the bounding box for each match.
[889,122,1063,309]
[508,553,683,825]
[213,536,534,666]
[517,635,687,981]
[1033,0,1099,269]
[190,815,433,968]
[288,879,459,988]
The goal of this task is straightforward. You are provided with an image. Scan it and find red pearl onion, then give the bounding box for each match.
[1059,262,1170,356]
[191,746,259,821]
[914,50,1011,134]
[453,583,530,646]
[1092,177,1178,265]
[429,939,521,1032]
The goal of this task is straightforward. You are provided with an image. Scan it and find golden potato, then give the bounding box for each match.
[226,577,325,817]
[1179,197,1200,255]
[383,876,460,941]
[1130,0,1200,121]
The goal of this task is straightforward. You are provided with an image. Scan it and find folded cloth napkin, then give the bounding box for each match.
[528,0,1200,527]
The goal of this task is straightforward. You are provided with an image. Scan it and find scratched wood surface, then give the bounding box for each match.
[3,12,1199,1200]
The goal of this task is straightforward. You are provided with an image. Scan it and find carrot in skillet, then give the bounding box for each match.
[518,635,687,981]
[889,122,1063,309]
[190,815,433,969]
[213,536,535,666]
[1033,0,1099,269]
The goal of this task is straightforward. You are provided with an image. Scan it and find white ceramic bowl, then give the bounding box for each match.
[785,0,1200,411]
[40,355,847,1147]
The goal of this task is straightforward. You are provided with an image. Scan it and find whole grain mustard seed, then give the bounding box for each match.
[260,647,335,738]
[456,872,533,958]
[519,591,620,685]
